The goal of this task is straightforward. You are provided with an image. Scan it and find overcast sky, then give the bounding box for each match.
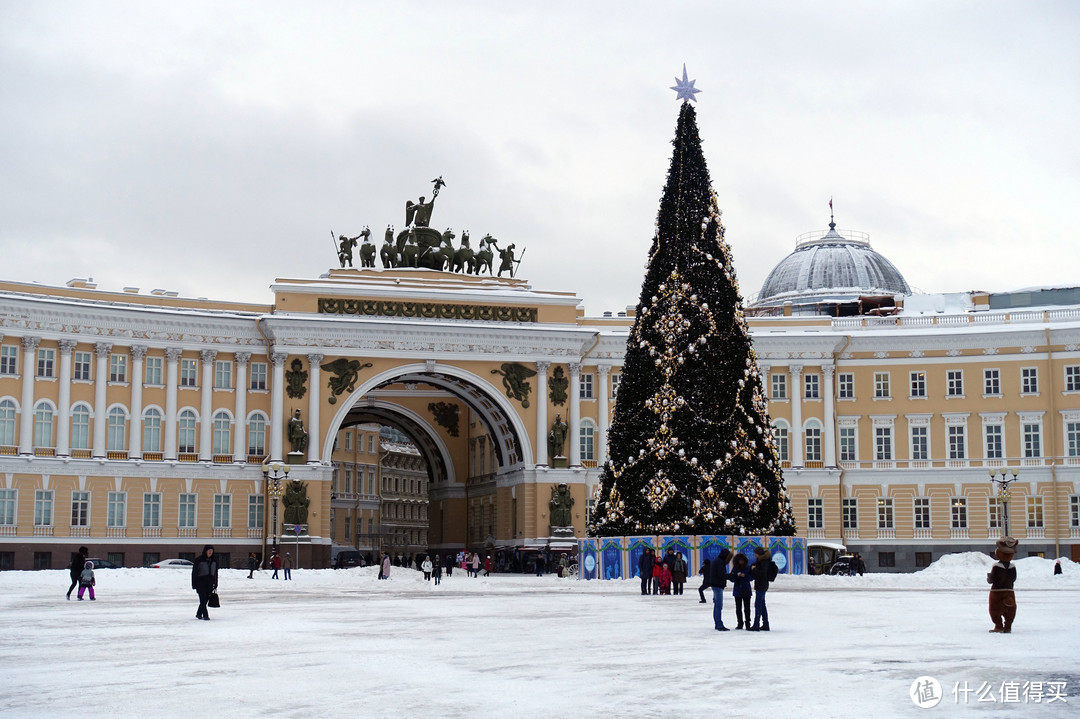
[2,2,1077,316]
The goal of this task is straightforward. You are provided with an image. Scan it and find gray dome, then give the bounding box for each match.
[755,224,910,306]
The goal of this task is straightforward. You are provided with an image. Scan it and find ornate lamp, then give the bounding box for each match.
[263,461,290,552]
[988,467,1018,538]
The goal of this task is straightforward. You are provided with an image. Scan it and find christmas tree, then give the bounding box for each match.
[589,95,796,538]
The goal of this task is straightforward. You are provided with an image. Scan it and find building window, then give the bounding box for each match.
[837,373,854,400]
[1023,423,1042,458]
[70,404,91,450]
[947,425,966,459]
[910,426,928,461]
[0,489,15,526]
[839,427,856,462]
[212,411,231,455]
[344,432,352,451]
[984,368,1001,396]
[0,400,13,446]
[145,356,163,385]
[773,423,788,462]
[878,552,895,568]
[178,494,196,528]
[805,374,820,399]
[73,351,92,381]
[248,495,264,530]
[580,373,594,399]
[1021,367,1038,395]
[771,374,787,400]
[0,344,17,375]
[33,401,54,448]
[874,426,893,461]
[369,435,375,453]
[985,424,1004,459]
[1027,496,1044,529]
[33,552,53,570]
[1068,422,1080,458]
[951,497,968,529]
[248,413,267,456]
[143,408,162,452]
[877,497,894,529]
[213,495,231,529]
[915,552,932,568]
[1070,495,1079,530]
[214,360,233,389]
[946,370,964,397]
[1066,366,1080,392]
[34,490,54,526]
[988,498,1002,532]
[804,422,822,462]
[610,374,621,397]
[874,372,891,399]
[807,498,823,529]
[909,371,926,398]
[106,408,127,451]
[107,492,126,528]
[178,410,197,454]
[180,358,198,387]
[71,491,90,527]
[143,493,161,528]
[109,354,127,383]
[914,497,931,530]
[37,348,55,378]
[842,498,857,530]
[250,362,268,390]
[579,420,595,461]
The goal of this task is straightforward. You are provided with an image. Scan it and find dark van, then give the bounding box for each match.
[334,551,364,569]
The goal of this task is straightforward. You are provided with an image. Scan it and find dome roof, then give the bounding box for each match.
[754,223,910,307]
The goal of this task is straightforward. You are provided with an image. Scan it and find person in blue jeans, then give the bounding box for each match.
[708,548,733,631]
[727,553,753,629]
[748,546,777,631]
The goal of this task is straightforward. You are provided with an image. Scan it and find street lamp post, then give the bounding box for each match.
[988,467,1018,538]
[263,461,290,554]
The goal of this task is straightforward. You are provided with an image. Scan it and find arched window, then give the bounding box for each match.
[70,404,91,450]
[579,419,596,462]
[248,412,267,457]
[772,420,789,462]
[33,401,54,448]
[143,408,162,452]
[106,407,127,451]
[178,410,197,454]
[212,411,231,455]
[0,399,15,446]
[805,420,823,463]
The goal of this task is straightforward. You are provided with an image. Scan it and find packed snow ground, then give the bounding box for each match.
[2,554,1077,718]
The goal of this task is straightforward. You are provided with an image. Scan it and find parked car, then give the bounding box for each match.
[828,554,857,576]
[807,542,847,575]
[150,559,194,569]
[86,558,120,569]
[334,551,364,569]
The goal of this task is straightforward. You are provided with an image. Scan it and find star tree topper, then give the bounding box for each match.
[670,64,701,102]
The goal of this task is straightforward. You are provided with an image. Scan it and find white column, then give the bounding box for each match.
[164,348,181,460]
[129,346,146,459]
[597,364,611,465]
[569,362,582,467]
[534,361,550,466]
[92,342,111,458]
[56,339,76,457]
[270,352,287,462]
[18,336,39,455]
[823,363,837,468]
[307,353,323,464]
[233,352,250,461]
[199,350,216,461]
[790,365,804,467]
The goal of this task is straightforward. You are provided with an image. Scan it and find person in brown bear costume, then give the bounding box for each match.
[987,536,1018,633]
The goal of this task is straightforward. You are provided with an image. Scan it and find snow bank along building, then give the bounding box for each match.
[1,221,1078,571]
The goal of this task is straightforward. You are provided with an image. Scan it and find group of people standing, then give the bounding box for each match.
[636,548,690,595]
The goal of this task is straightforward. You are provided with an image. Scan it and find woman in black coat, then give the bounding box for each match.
[191,545,218,620]
[67,546,88,600]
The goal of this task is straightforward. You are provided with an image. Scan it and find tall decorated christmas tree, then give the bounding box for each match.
[589,71,796,538]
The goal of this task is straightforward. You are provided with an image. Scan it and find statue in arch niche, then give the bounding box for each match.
[549,483,574,536]
[287,409,308,454]
[282,480,310,525]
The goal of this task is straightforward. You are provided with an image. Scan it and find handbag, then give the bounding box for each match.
[207,592,220,608]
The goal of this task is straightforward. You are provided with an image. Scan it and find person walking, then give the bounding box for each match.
[283,552,293,580]
[67,546,89,600]
[191,545,218,620]
[748,546,777,631]
[381,553,392,580]
[432,554,442,586]
[1054,559,1063,575]
[76,560,96,601]
[270,552,282,579]
[728,553,753,629]
[534,552,545,577]
[421,556,433,581]
[638,548,655,596]
[709,548,732,631]
[483,555,493,577]
[698,559,711,603]
[445,553,453,577]
[470,552,480,578]
[671,552,688,596]
[247,552,258,579]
